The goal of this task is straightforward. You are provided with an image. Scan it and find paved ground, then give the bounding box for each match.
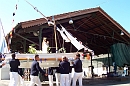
[0,76,130,86]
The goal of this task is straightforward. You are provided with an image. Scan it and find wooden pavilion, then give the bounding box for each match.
[7,7,130,55]
[2,7,130,80]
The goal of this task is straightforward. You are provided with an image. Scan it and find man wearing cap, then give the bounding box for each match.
[29,54,47,86]
[59,56,70,86]
[72,53,83,86]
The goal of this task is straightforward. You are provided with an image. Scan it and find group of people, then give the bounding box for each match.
[8,53,47,86]
[47,53,83,86]
[7,52,83,86]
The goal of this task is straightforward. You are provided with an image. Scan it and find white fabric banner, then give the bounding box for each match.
[57,27,70,42]
[0,19,8,54]
[61,26,85,50]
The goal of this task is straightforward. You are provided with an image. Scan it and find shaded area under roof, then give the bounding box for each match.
[10,7,130,55]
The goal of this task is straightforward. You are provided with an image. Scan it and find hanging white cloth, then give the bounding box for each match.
[61,26,85,50]
[57,27,70,42]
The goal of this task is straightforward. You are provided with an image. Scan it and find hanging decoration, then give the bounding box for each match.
[12,1,19,23]
[8,0,19,50]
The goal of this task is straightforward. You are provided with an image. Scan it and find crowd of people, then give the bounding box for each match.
[7,52,83,86]
[0,37,84,86]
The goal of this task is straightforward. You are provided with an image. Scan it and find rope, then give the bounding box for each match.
[24,0,48,21]
[95,0,110,7]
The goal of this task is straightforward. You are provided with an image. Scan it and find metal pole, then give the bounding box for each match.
[108,49,110,73]
[24,0,48,21]
[39,28,43,50]
[90,55,93,78]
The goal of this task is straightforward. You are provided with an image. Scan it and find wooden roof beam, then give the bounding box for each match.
[96,17,130,44]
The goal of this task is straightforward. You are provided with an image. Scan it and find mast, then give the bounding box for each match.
[52,16,58,53]
[25,0,58,53]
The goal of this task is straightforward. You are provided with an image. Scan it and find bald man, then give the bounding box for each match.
[59,56,70,86]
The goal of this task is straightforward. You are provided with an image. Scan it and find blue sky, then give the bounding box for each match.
[0,0,130,35]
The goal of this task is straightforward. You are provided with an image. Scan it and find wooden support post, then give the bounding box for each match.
[39,28,43,50]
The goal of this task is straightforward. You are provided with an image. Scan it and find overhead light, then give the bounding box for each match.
[120,31,124,35]
[69,19,73,24]
[33,32,38,36]
[37,31,39,34]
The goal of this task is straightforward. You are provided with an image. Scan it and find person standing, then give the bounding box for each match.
[72,53,83,86]
[66,57,73,86]
[124,64,128,76]
[18,68,25,86]
[54,66,61,86]
[69,66,73,86]
[113,62,117,75]
[48,67,54,86]
[29,54,47,86]
[59,56,70,86]
[9,53,20,86]
[54,60,62,86]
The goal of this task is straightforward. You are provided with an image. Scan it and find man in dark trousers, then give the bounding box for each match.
[72,53,83,86]
[29,54,47,86]
[59,56,70,86]
[9,53,20,86]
